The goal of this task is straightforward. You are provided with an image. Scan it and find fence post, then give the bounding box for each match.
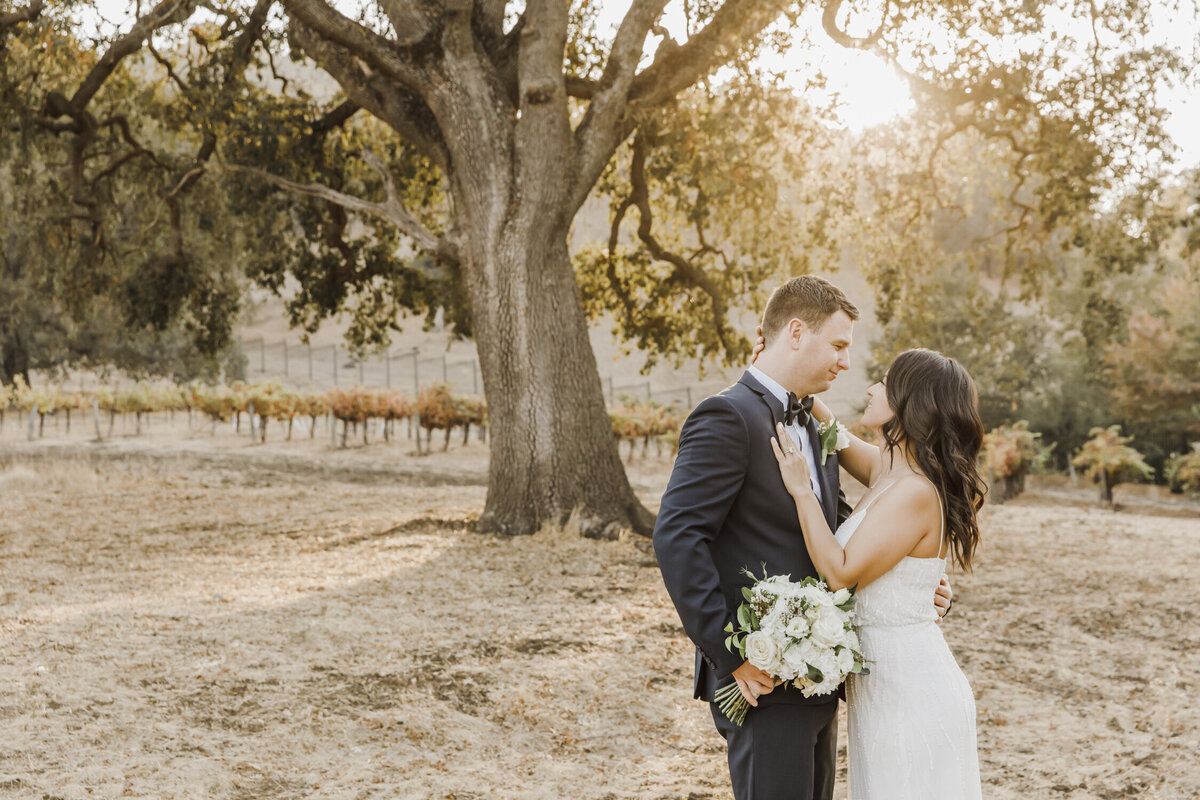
[92,398,103,442]
[259,338,266,373]
[472,360,479,394]
[685,386,692,408]
[607,376,614,402]
[645,381,652,401]
[442,354,448,385]
[412,347,419,394]
[27,403,37,441]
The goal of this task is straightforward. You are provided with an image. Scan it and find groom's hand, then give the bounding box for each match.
[732,661,776,707]
[934,575,953,623]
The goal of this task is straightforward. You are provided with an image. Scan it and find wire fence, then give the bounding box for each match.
[239,336,728,410]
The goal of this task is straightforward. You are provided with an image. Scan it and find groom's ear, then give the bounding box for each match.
[786,318,807,348]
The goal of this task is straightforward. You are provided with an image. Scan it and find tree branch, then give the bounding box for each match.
[379,0,443,48]
[820,0,888,50]
[627,0,791,109]
[309,98,361,137]
[207,153,458,265]
[67,0,200,114]
[288,18,449,169]
[0,0,44,32]
[570,0,668,211]
[280,0,430,95]
[624,129,735,354]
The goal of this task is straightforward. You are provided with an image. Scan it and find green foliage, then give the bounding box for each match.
[3,0,1196,463]
[982,421,1053,502]
[1107,264,1200,435]
[0,8,247,385]
[983,421,1052,479]
[1164,446,1200,495]
[576,79,847,370]
[1072,425,1154,500]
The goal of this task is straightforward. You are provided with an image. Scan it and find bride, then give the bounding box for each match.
[769,346,986,799]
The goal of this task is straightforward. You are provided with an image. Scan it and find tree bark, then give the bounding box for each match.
[1,334,30,388]
[464,215,654,538]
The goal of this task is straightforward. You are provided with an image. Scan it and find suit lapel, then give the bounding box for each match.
[738,371,786,428]
[743,371,837,527]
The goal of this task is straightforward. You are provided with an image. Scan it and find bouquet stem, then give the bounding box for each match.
[714,682,750,727]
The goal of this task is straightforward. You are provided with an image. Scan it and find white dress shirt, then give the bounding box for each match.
[748,365,824,503]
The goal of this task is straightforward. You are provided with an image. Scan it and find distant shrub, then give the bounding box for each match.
[982,421,1053,502]
[1164,445,1200,495]
[1072,425,1154,503]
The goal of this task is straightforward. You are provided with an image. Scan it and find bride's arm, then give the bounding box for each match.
[809,397,882,488]
[772,426,936,590]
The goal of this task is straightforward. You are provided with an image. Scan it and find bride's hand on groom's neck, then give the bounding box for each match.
[751,326,766,364]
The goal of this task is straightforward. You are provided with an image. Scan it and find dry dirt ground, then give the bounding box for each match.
[1,420,1199,799]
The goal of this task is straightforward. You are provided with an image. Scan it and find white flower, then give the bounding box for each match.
[798,585,830,607]
[834,421,851,451]
[831,587,852,606]
[744,631,781,672]
[806,650,842,696]
[784,615,811,639]
[842,628,860,653]
[836,646,855,674]
[810,606,846,648]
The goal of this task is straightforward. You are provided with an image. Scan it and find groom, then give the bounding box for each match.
[653,275,858,800]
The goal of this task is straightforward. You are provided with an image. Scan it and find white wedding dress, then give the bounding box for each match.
[834,487,983,800]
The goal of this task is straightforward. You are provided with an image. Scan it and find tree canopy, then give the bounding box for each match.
[2,0,1195,533]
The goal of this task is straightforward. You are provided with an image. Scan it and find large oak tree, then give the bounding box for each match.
[1,0,1190,536]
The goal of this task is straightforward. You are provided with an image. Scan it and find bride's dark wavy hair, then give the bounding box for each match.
[880,349,986,571]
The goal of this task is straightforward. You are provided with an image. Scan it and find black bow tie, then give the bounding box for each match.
[783,392,813,428]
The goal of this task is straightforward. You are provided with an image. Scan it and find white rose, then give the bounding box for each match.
[798,585,827,608]
[842,629,860,653]
[831,587,852,606]
[812,672,842,697]
[760,608,786,635]
[744,631,781,672]
[807,651,841,696]
[782,642,810,675]
[784,615,811,640]
[811,606,846,648]
[835,422,851,452]
[836,646,855,674]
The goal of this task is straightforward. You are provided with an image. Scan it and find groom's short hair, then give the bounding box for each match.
[762,275,859,342]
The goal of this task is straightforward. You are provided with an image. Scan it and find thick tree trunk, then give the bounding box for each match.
[465,219,654,539]
[1,335,30,388]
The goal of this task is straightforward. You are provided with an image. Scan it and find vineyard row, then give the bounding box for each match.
[1,378,685,452]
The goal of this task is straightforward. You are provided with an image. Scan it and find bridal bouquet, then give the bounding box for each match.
[717,569,868,725]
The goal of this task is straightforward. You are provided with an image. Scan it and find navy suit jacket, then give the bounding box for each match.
[653,371,853,705]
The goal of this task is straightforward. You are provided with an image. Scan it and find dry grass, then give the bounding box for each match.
[0,433,1198,799]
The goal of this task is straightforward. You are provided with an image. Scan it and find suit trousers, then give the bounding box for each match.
[710,698,839,800]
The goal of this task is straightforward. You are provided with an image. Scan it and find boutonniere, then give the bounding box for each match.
[817,418,851,465]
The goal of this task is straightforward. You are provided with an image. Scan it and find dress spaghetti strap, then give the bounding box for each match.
[933,487,946,561]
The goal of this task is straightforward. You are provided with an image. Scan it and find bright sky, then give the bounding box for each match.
[87,0,1199,167]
